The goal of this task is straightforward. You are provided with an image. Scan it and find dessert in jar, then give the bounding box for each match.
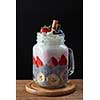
[33,20,75,88]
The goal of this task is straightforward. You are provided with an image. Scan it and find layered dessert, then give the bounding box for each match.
[33,20,69,88]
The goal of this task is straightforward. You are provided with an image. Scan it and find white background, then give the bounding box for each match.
[0,0,100,100]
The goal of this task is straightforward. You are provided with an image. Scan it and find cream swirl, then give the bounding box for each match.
[36,32,65,45]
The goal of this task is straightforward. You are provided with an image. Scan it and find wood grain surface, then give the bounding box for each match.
[16,79,83,100]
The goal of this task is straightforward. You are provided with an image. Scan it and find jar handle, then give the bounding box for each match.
[68,48,75,76]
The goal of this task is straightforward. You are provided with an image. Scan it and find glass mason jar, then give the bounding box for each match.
[32,33,75,88]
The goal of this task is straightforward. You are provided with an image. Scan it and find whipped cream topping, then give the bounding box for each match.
[36,31,65,45]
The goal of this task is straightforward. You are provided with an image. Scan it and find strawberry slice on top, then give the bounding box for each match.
[40,26,51,33]
[59,55,67,65]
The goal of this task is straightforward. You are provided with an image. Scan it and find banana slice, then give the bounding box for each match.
[37,72,45,83]
[60,70,68,82]
[47,74,60,86]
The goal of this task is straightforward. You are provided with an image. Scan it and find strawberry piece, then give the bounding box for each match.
[51,57,58,66]
[33,57,38,67]
[36,56,43,67]
[35,60,38,67]
[40,27,50,33]
[59,55,67,65]
[33,57,36,64]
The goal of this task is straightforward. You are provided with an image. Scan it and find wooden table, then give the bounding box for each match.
[16,79,83,100]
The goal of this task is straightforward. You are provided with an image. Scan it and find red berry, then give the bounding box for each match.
[35,60,39,67]
[51,57,58,66]
[40,27,50,33]
[36,56,43,67]
[59,55,67,65]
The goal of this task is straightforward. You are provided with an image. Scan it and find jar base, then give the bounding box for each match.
[25,80,76,96]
